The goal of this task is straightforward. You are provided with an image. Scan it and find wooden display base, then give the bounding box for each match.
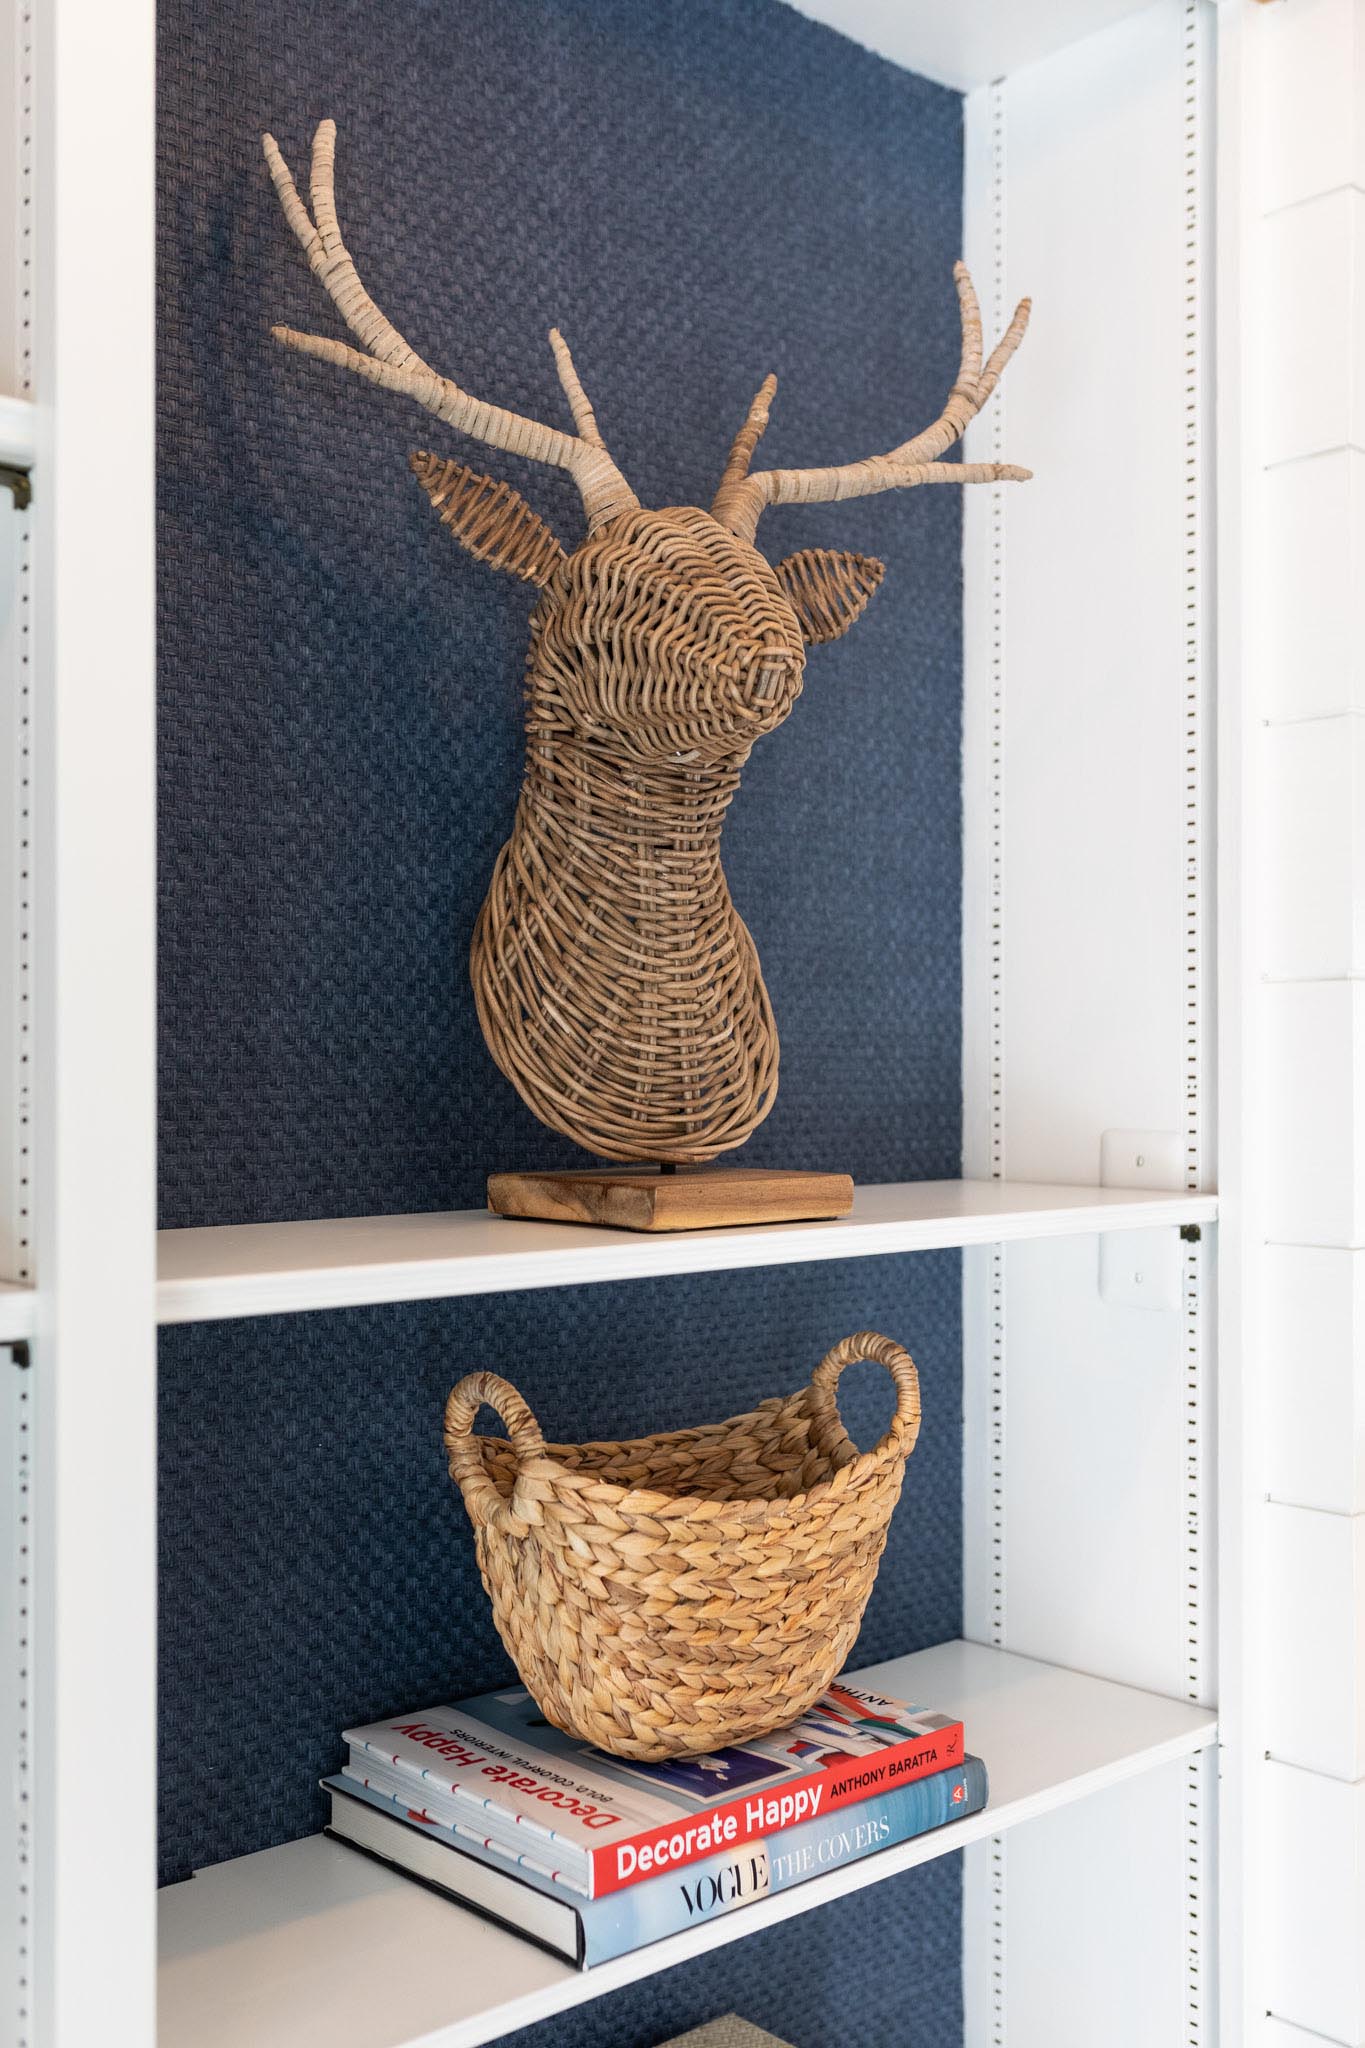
[486,1166,855,1233]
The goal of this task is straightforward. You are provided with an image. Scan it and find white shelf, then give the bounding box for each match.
[157,1639,1217,2048]
[0,1282,35,1342]
[156,1179,1217,1324]
[0,391,36,468]
[789,0,1154,92]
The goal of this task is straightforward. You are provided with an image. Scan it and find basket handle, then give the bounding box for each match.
[808,1331,921,1463]
[444,1371,548,1534]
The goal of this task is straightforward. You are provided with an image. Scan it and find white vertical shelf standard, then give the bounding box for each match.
[0,4,36,1288]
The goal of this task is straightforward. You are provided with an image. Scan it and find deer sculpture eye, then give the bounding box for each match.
[263,118,1031,1167]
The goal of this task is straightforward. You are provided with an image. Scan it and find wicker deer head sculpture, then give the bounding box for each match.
[264,121,1031,1165]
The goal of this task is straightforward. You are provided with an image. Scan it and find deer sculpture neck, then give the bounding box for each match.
[263,120,1032,1166]
[482,732,766,1165]
[474,506,798,1162]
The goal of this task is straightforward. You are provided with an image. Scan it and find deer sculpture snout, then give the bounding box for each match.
[531,506,808,766]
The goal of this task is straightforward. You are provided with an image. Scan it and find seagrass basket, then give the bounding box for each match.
[443,1330,921,1760]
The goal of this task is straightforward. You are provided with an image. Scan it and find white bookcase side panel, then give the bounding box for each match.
[966,1231,1212,1706]
[1265,979,1365,1249]
[1264,1245,1365,1516]
[1255,0,1365,214]
[1264,713,1365,983]
[966,1753,1215,2048]
[1264,1762,1365,2047]
[1263,2026,1357,2048]
[31,2,159,2044]
[1262,188,1365,468]
[1265,1501,1365,1782]
[1260,449,1365,724]
[962,0,1213,1192]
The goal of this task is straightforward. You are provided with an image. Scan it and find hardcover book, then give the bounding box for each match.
[324,1753,989,1967]
[344,1680,965,1899]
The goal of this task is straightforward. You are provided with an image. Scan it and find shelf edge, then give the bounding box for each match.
[156,1188,1220,1326]
[0,1284,36,1342]
[0,392,37,469]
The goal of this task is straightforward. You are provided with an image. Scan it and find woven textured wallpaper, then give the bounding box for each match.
[157,2,966,2041]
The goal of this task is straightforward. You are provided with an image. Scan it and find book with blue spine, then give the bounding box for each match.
[322,1753,989,1968]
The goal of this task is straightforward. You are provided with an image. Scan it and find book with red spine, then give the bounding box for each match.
[343,1676,964,1899]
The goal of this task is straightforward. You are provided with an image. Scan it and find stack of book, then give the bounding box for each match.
[323,1677,987,1968]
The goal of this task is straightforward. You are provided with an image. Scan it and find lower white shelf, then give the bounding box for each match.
[157,1640,1217,2048]
[0,1281,35,1342]
[0,391,36,468]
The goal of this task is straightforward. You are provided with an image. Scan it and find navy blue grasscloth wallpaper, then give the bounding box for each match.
[157,2,966,2042]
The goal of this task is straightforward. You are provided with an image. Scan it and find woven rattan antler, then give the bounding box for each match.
[265,121,1031,1165]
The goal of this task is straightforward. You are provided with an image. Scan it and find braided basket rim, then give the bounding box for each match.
[460,1390,917,1517]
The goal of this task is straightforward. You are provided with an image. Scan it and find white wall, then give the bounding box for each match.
[1239,1,1365,2041]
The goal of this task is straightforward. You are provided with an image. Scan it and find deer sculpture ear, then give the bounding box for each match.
[410,452,567,589]
[773,548,886,645]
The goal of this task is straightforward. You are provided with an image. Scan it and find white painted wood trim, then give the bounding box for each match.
[1214,5,1269,2046]
[29,0,157,2042]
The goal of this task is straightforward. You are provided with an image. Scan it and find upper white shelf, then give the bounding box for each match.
[157,1639,1217,2048]
[788,0,1154,92]
[156,1179,1218,1324]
